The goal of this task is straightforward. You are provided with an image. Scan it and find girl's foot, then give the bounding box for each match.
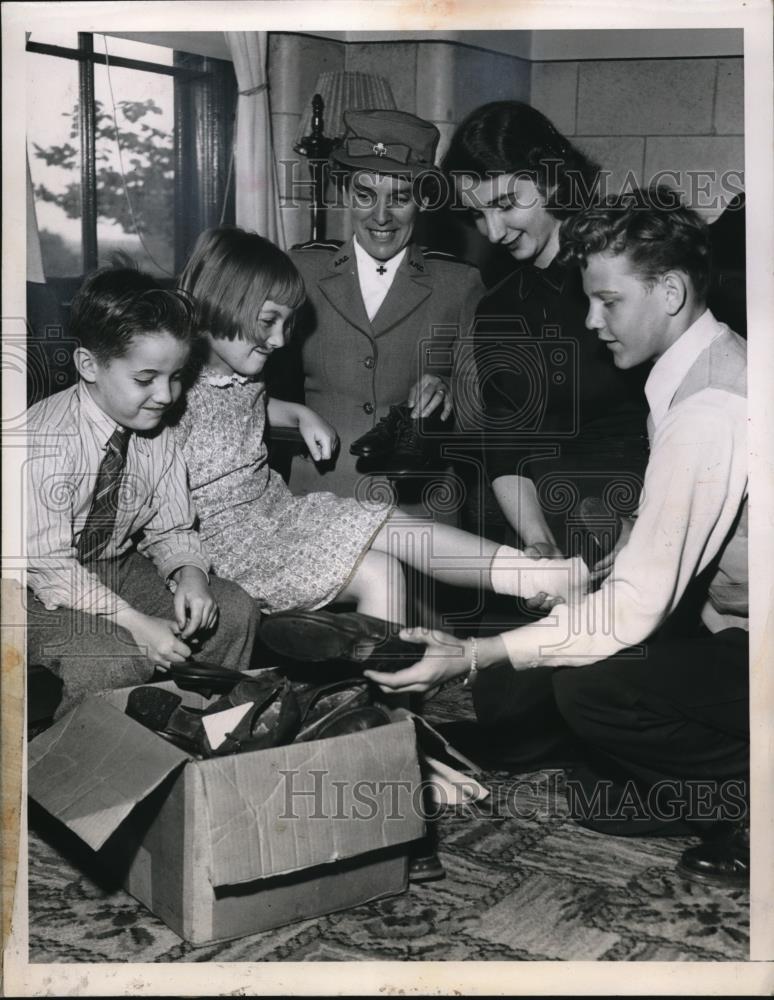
[489,546,590,605]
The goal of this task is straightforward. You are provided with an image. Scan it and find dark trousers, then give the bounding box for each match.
[27,551,262,720]
[473,627,749,834]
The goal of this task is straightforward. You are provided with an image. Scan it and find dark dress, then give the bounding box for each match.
[461,257,650,765]
[471,256,649,554]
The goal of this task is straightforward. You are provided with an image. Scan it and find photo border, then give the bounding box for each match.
[3,1,772,994]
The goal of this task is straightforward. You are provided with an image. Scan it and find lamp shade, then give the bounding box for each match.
[295,71,397,146]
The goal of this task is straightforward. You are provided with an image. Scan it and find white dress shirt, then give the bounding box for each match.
[499,309,748,669]
[353,237,407,322]
[26,381,209,616]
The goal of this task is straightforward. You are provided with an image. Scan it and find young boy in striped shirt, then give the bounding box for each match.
[26,267,261,718]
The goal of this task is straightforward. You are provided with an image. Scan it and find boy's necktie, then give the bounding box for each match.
[76,426,131,565]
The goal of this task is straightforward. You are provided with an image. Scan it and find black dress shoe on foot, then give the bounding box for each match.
[408,851,445,883]
[261,609,426,672]
[677,824,750,888]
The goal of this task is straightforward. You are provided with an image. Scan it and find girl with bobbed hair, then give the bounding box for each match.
[441,102,650,766]
[171,225,588,626]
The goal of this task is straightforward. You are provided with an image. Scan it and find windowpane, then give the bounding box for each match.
[96,34,174,66]
[27,51,82,277]
[94,61,175,276]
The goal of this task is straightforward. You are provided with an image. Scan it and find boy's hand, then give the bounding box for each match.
[297,408,339,462]
[115,608,192,668]
[171,566,218,639]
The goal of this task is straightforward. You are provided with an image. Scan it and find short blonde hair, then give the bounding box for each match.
[179,226,305,342]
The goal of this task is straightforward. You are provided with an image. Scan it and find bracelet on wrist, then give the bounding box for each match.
[463,637,480,687]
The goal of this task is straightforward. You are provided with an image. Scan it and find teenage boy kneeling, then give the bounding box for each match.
[366,188,750,885]
[26,268,261,720]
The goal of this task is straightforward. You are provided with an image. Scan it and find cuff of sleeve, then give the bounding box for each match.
[71,590,133,617]
[159,553,211,584]
[499,603,573,670]
[29,578,132,617]
[36,593,131,615]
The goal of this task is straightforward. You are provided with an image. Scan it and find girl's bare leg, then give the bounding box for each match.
[369,509,587,603]
[369,509,499,591]
[333,548,407,625]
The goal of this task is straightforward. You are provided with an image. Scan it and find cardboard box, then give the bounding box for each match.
[27,680,425,944]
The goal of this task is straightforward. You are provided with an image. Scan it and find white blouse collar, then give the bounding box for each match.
[202,368,251,388]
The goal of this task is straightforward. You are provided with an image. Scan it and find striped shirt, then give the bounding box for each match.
[26,381,209,615]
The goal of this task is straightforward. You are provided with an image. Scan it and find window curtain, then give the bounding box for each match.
[224,32,285,249]
[27,154,45,283]
[26,28,45,283]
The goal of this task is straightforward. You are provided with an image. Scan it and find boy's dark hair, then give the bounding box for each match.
[179,226,306,342]
[442,100,601,219]
[558,185,711,299]
[69,267,196,363]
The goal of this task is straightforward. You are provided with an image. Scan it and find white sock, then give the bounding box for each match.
[489,545,589,604]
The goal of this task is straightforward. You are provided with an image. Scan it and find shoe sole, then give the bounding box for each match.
[262,613,381,663]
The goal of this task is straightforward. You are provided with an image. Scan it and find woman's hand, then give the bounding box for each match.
[408,375,453,420]
[297,407,339,462]
[364,627,471,694]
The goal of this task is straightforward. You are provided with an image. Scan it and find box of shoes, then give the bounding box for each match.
[27,676,425,945]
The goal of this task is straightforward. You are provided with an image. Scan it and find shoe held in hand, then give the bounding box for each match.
[350,402,446,474]
[261,609,426,672]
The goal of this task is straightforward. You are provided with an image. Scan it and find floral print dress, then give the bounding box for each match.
[173,370,393,613]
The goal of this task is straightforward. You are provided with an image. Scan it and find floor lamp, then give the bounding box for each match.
[293,71,396,242]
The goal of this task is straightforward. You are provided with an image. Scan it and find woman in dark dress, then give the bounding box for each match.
[444,101,648,561]
[440,102,649,766]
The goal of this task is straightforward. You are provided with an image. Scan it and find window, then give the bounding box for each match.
[26,33,237,278]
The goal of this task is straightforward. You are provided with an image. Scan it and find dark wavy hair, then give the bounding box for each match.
[558,186,711,299]
[442,101,601,219]
[69,267,196,363]
[179,226,306,342]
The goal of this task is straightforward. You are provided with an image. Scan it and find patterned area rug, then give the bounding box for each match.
[27,680,749,963]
